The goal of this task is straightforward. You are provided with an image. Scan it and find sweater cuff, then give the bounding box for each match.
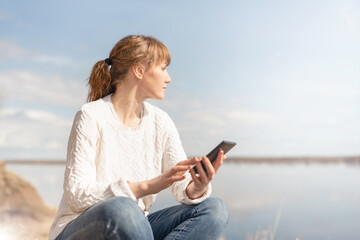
[110,178,137,201]
[174,175,212,205]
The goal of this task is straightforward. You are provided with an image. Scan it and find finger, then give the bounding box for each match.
[178,157,201,166]
[172,165,192,172]
[171,165,192,175]
[202,156,216,180]
[171,174,187,182]
[213,150,224,172]
[189,168,201,185]
[196,158,208,183]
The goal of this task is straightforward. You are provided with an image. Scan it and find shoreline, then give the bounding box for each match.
[2,156,360,165]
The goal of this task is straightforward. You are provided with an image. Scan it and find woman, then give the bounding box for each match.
[49,35,228,240]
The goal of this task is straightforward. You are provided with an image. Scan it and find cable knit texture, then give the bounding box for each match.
[48,94,211,240]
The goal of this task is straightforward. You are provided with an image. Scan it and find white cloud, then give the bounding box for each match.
[151,93,360,157]
[227,110,278,125]
[151,95,283,156]
[0,107,72,159]
[0,70,88,107]
[0,40,32,61]
[25,109,69,125]
[1,89,359,159]
[0,39,76,67]
[32,54,76,66]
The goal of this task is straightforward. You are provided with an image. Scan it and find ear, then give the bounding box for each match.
[131,64,145,80]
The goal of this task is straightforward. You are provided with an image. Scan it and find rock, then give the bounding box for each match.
[0,161,56,239]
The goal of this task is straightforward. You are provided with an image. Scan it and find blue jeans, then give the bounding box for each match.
[55,196,228,240]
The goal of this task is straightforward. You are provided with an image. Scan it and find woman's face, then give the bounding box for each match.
[141,61,171,100]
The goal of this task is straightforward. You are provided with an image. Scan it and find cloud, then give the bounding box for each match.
[0,107,72,159]
[150,95,282,156]
[0,39,76,67]
[227,110,278,125]
[0,40,32,61]
[151,92,360,157]
[0,41,88,107]
[0,70,88,107]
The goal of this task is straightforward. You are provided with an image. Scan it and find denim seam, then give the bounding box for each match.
[151,205,192,224]
[172,207,199,240]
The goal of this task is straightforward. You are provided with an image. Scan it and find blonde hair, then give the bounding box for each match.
[87,35,171,102]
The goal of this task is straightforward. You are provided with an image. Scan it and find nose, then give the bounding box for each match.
[165,71,171,84]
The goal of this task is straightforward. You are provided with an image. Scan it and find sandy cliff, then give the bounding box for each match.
[0,161,56,240]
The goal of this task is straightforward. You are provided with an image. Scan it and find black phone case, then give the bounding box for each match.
[193,140,236,174]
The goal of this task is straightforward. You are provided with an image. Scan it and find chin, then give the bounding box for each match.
[157,95,165,100]
[149,95,164,101]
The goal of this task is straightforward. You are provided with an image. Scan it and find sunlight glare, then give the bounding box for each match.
[0,227,14,240]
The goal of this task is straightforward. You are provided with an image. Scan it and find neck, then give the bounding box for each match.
[111,81,144,127]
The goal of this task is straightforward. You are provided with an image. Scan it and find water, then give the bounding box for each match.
[6,162,360,240]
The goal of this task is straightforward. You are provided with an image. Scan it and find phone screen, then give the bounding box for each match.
[193,140,236,174]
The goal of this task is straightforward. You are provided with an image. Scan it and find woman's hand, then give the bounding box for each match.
[127,157,198,199]
[186,149,227,199]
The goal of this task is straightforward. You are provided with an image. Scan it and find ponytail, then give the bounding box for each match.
[87,60,113,102]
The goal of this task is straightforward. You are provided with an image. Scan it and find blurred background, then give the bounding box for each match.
[0,0,359,239]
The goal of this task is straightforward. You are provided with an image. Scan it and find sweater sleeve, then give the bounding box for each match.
[162,114,212,205]
[63,110,136,213]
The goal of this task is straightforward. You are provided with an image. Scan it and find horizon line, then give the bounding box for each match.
[2,156,360,165]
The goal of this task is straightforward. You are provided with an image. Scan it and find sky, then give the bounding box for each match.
[0,0,359,159]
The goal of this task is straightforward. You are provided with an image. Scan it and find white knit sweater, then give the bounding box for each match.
[49,94,211,240]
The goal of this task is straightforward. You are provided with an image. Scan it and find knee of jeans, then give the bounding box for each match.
[97,197,142,222]
[201,197,229,226]
[95,197,153,238]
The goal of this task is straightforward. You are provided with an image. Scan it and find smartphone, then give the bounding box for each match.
[193,140,236,174]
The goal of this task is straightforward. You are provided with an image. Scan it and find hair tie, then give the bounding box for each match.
[105,58,112,65]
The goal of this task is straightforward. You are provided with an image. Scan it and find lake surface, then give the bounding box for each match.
[6,162,360,240]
